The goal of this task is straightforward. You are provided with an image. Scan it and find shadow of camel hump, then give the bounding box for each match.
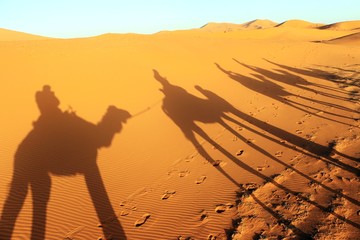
[153,69,232,166]
[0,85,130,240]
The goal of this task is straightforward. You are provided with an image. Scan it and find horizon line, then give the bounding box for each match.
[1,18,359,40]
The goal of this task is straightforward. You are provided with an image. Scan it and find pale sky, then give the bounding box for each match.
[0,0,359,38]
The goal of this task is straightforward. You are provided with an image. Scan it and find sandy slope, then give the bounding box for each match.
[275,20,324,28]
[0,28,48,41]
[320,20,360,31]
[326,32,360,46]
[201,19,277,32]
[0,20,359,240]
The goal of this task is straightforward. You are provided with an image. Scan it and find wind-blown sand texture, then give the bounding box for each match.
[0,20,359,240]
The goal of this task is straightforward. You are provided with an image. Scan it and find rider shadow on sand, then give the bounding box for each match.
[0,85,130,240]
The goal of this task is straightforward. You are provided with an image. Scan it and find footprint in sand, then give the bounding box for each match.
[275,151,283,157]
[256,165,269,171]
[161,190,176,200]
[215,203,234,213]
[207,234,218,240]
[236,150,244,156]
[120,210,130,216]
[195,176,207,184]
[185,154,196,162]
[212,160,222,166]
[200,210,208,221]
[178,170,190,178]
[178,236,194,240]
[64,226,86,240]
[134,213,151,227]
[295,129,303,134]
[246,138,254,144]
[120,201,138,213]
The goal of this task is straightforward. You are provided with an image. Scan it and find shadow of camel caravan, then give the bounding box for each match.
[0,85,130,240]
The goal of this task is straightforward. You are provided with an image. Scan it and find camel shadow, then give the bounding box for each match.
[153,69,234,166]
[235,59,356,111]
[214,62,355,125]
[153,69,359,238]
[215,62,360,165]
[0,86,130,240]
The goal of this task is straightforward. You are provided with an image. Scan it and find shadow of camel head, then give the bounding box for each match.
[101,105,132,133]
[95,105,131,149]
[153,69,171,93]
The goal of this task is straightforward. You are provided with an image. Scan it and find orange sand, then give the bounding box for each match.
[0,20,359,239]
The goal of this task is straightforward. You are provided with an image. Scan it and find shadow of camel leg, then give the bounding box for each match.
[195,121,360,229]
[30,173,51,240]
[0,170,29,239]
[84,165,126,240]
[185,125,239,187]
[183,126,215,165]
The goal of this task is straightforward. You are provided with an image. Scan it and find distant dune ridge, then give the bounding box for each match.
[241,19,278,29]
[0,28,48,41]
[0,19,359,240]
[1,19,359,40]
[319,20,360,30]
[275,19,324,28]
[201,19,277,32]
[199,19,360,36]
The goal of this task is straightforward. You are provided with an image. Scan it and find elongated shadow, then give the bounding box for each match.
[153,70,360,237]
[215,63,355,125]
[214,66,359,167]
[264,59,360,93]
[236,59,351,99]
[314,64,360,74]
[0,86,130,240]
[235,59,356,111]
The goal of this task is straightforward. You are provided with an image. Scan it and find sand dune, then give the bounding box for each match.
[0,28,48,41]
[326,32,360,45]
[275,20,324,28]
[200,19,277,32]
[201,19,360,33]
[320,20,360,31]
[0,20,359,240]
[200,22,245,32]
[239,19,278,29]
